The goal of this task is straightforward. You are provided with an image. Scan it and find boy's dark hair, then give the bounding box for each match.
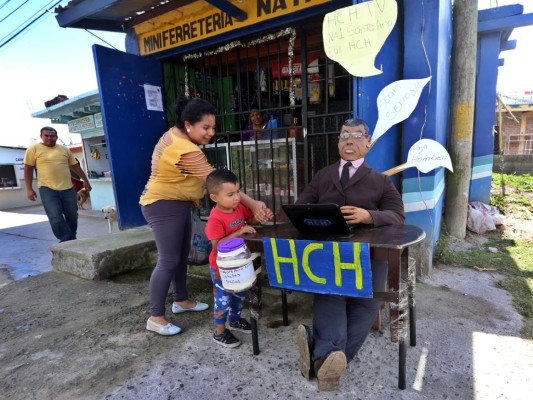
[206,168,238,194]
[174,97,216,129]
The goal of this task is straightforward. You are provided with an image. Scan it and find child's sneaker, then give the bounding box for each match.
[228,318,252,334]
[213,329,241,348]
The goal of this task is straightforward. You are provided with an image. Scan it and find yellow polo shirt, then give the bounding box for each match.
[23,143,77,190]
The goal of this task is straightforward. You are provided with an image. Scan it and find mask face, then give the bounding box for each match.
[337,124,371,161]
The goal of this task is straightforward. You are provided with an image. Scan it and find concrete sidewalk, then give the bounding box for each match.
[1,206,532,399]
[0,204,120,282]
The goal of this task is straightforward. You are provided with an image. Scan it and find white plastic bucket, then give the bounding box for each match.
[217,238,260,292]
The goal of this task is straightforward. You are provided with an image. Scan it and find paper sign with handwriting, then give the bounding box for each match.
[405,139,453,173]
[323,0,397,77]
[372,77,431,144]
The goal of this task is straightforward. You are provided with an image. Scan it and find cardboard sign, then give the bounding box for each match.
[262,238,373,298]
[383,138,453,176]
[373,77,431,144]
[323,0,398,77]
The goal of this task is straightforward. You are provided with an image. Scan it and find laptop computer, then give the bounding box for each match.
[281,203,362,234]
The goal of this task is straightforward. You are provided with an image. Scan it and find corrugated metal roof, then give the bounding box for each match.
[31,90,101,124]
[53,0,229,32]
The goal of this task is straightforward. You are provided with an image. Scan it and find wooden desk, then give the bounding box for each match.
[244,223,426,390]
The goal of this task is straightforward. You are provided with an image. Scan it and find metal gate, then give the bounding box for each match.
[162,22,354,218]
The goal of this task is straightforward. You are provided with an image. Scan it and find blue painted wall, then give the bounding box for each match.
[401,0,452,251]
[361,0,404,188]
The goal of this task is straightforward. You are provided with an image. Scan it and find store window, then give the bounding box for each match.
[161,20,354,216]
[0,165,18,188]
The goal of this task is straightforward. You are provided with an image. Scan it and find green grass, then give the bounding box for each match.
[490,173,533,217]
[492,173,533,193]
[435,173,533,339]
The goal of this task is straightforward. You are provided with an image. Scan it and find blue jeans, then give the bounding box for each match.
[39,186,78,242]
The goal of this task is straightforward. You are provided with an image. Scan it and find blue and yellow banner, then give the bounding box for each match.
[262,238,373,298]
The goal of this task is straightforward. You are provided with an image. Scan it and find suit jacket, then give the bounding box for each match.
[296,160,405,227]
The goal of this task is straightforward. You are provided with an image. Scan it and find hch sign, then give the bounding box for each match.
[262,238,373,298]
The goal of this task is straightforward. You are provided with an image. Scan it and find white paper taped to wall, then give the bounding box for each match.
[322,0,398,77]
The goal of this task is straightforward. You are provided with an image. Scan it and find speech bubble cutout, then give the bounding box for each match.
[323,0,398,77]
[372,77,431,144]
[405,139,453,173]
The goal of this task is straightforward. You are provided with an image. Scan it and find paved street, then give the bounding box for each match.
[0,204,114,282]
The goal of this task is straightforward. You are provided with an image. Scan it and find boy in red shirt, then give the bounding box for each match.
[205,169,268,347]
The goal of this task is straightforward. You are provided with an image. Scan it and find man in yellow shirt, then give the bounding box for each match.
[24,127,92,242]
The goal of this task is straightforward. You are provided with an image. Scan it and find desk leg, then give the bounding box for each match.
[251,316,260,355]
[282,290,289,326]
[398,337,407,389]
[249,282,262,355]
[409,305,416,347]
[385,249,402,344]
[407,254,417,347]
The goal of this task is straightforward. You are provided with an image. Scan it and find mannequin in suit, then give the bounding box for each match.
[295,117,405,391]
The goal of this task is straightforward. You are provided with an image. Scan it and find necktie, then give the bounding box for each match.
[340,161,352,187]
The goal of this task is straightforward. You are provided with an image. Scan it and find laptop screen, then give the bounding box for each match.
[282,203,360,234]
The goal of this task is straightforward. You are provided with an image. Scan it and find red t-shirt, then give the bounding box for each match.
[205,203,253,270]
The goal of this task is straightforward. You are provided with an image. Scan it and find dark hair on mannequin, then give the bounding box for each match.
[342,117,370,136]
[174,97,216,130]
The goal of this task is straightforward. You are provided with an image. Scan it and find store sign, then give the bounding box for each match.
[68,115,95,133]
[262,237,373,298]
[136,0,333,56]
[94,112,103,128]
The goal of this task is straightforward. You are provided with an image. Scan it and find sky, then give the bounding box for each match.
[0,0,531,148]
[0,1,125,148]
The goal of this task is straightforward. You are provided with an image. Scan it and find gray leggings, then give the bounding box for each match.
[141,200,193,317]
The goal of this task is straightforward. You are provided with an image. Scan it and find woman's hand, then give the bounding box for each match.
[251,201,273,223]
[340,206,373,225]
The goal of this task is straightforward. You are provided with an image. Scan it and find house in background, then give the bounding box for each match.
[494,92,533,175]
[0,145,42,210]
[32,90,116,211]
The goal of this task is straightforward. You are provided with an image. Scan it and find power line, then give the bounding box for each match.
[0,0,62,50]
[0,0,29,24]
[0,0,13,12]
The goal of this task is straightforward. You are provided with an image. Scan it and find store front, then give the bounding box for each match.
[76,0,405,230]
[158,18,359,216]
[54,0,455,274]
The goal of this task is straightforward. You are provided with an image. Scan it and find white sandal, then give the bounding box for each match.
[172,301,209,314]
[146,319,181,336]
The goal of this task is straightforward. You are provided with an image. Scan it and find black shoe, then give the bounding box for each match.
[213,329,241,348]
[296,324,314,380]
[315,351,347,392]
[228,318,252,334]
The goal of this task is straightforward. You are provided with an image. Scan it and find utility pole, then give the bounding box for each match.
[445,0,478,238]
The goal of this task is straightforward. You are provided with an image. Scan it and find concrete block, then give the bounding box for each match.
[50,227,157,280]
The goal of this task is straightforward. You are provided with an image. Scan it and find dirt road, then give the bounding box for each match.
[1,264,532,399]
[0,205,532,399]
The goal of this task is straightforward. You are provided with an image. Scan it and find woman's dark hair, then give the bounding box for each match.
[174,97,216,129]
